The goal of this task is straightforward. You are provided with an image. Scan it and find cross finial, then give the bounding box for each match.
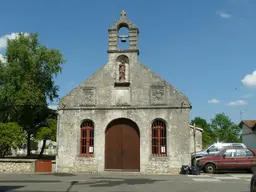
[121,10,126,18]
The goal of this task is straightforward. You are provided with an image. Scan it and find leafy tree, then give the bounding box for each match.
[210,113,241,143]
[30,140,39,151]
[0,33,65,155]
[0,122,25,158]
[36,118,57,158]
[191,117,216,149]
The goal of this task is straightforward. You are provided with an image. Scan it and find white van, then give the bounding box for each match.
[191,142,247,159]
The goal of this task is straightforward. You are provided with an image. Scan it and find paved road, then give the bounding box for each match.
[0,172,252,192]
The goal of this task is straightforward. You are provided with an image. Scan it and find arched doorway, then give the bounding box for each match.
[105,118,140,171]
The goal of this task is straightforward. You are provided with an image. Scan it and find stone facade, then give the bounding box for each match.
[189,125,203,153]
[56,11,192,175]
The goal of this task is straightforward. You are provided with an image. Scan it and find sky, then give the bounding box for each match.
[0,0,256,124]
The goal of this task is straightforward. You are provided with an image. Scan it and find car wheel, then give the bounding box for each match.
[250,174,256,192]
[251,166,256,174]
[204,163,216,174]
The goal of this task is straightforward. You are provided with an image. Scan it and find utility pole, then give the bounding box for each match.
[240,109,246,121]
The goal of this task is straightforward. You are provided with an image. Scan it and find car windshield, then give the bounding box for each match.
[217,148,231,156]
[203,144,212,151]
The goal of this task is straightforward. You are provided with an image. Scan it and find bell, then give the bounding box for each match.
[121,37,126,43]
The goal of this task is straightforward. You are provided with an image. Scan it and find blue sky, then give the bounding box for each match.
[0,0,256,124]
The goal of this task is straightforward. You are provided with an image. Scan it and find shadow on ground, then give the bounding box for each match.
[68,177,165,188]
[0,180,61,183]
[42,173,77,177]
[0,186,24,192]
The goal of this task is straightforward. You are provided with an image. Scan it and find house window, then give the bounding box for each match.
[152,120,167,156]
[80,120,94,157]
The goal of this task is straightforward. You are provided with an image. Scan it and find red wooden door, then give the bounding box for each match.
[105,122,140,171]
[105,125,123,170]
[123,124,140,170]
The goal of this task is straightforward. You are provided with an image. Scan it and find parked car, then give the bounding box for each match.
[197,148,256,173]
[191,142,247,159]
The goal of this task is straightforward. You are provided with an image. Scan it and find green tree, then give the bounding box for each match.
[0,122,25,158]
[0,33,65,156]
[210,113,241,142]
[191,117,216,148]
[30,140,39,151]
[36,118,57,158]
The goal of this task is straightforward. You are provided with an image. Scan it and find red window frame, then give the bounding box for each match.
[152,120,167,156]
[80,120,94,157]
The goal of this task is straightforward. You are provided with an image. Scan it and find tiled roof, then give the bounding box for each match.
[239,120,256,129]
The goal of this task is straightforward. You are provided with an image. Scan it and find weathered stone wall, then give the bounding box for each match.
[144,157,181,175]
[52,160,56,172]
[57,107,191,174]
[0,159,35,173]
[57,13,191,175]
[59,54,189,109]
[0,159,57,173]
[189,126,203,153]
[57,54,191,175]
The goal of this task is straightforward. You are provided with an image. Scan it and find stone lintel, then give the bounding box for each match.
[107,49,139,55]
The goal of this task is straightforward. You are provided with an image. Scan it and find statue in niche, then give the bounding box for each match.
[119,60,126,82]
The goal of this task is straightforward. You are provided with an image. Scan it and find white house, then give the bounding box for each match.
[239,120,256,150]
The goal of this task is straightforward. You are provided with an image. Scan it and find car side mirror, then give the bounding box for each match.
[223,154,226,158]
[207,149,210,153]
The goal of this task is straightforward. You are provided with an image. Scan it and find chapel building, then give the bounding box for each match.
[56,11,192,174]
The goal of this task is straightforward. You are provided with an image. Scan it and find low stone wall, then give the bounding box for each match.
[0,159,56,173]
[0,159,36,173]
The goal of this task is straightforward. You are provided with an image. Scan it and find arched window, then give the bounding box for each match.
[80,120,94,156]
[152,120,167,156]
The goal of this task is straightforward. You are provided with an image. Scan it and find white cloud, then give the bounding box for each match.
[241,71,256,88]
[48,105,58,110]
[208,99,220,104]
[228,100,248,106]
[241,93,253,99]
[216,10,232,19]
[0,32,29,51]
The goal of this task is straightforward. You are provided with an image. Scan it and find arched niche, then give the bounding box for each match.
[115,55,130,84]
[116,55,129,64]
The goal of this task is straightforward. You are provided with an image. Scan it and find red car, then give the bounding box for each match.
[197,148,256,173]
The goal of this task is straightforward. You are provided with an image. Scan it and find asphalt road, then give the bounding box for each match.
[0,172,253,192]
